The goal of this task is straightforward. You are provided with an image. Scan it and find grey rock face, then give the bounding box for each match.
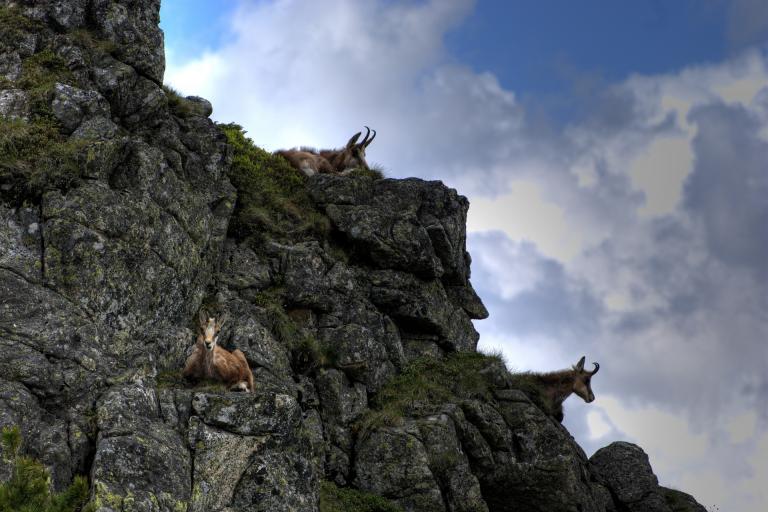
[0,89,28,119]
[590,442,672,512]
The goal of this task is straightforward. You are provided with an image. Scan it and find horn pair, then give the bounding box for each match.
[359,126,376,148]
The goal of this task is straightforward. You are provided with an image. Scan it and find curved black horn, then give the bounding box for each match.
[591,362,600,375]
[358,126,371,146]
[364,128,376,148]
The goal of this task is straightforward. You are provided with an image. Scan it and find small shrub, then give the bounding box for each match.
[319,481,402,512]
[0,426,90,512]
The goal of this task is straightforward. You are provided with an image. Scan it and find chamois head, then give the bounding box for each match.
[198,310,228,352]
[331,126,376,172]
[571,356,600,403]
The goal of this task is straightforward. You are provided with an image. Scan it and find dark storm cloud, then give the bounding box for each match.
[684,102,768,275]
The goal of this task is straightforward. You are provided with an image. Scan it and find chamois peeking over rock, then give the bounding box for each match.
[525,356,600,422]
[182,310,254,392]
[275,126,376,176]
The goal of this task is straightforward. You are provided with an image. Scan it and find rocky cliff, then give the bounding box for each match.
[0,1,707,511]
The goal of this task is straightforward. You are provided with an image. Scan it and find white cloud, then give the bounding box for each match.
[468,179,584,262]
[163,3,768,510]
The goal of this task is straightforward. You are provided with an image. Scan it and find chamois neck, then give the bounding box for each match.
[534,370,575,404]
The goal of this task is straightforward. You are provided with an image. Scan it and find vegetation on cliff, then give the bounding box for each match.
[319,481,402,512]
[0,427,89,512]
[219,122,330,243]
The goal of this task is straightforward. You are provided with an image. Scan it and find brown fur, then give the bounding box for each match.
[530,356,599,422]
[182,311,254,392]
[275,127,376,176]
[274,149,335,176]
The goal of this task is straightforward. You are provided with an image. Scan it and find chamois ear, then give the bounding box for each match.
[345,131,362,149]
[575,356,586,371]
[216,312,229,330]
[198,309,208,329]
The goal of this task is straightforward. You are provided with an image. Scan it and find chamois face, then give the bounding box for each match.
[572,356,600,403]
[199,311,227,352]
[337,126,376,172]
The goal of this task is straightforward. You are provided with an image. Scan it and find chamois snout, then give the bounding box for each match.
[199,311,226,352]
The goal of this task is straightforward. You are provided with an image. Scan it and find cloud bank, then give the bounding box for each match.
[164,1,768,509]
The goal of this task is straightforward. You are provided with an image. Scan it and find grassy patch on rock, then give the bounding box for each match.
[162,85,196,118]
[218,123,331,244]
[0,118,88,202]
[155,369,229,393]
[319,481,402,512]
[0,426,91,512]
[251,288,336,374]
[358,352,504,433]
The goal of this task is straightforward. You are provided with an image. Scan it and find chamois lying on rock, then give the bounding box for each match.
[275,126,376,176]
[527,356,600,422]
[182,310,254,392]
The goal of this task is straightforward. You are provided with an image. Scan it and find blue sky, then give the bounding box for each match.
[161,1,768,510]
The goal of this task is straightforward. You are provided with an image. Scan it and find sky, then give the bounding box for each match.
[160,1,768,510]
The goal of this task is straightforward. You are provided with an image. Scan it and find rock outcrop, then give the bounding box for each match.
[0,1,707,511]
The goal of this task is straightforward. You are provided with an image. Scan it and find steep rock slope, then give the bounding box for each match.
[0,1,706,511]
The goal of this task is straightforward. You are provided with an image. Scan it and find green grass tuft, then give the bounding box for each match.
[218,123,330,244]
[320,481,402,512]
[0,426,90,512]
[349,165,384,179]
[162,85,196,118]
[357,352,504,434]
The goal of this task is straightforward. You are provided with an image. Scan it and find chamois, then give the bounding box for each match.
[529,356,600,422]
[275,126,376,176]
[182,310,254,392]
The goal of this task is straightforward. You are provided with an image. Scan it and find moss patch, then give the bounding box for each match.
[319,481,402,512]
[218,123,330,244]
[0,426,90,512]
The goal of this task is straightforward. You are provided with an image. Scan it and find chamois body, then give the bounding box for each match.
[275,126,376,176]
[274,149,335,177]
[529,356,599,422]
[182,312,254,392]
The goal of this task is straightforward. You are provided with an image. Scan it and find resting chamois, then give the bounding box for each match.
[275,126,376,176]
[182,311,254,392]
[529,356,600,422]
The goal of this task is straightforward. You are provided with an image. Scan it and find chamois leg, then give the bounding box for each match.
[233,349,254,393]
